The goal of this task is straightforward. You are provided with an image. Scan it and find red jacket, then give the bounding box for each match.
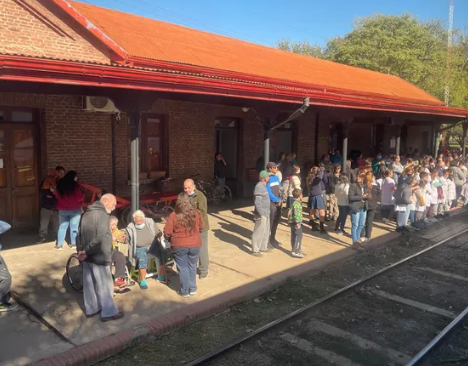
[55,185,84,211]
[164,211,205,247]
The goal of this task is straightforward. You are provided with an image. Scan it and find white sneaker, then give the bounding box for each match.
[189,290,197,296]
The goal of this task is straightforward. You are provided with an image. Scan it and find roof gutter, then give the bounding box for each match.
[1,55,467,118]
[49,0,129,63]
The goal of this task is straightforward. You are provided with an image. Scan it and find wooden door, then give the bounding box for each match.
[0,108,39,228]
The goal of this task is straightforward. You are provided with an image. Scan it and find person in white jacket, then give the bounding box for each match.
[287,165,302,208]
[446,170,457,210]
[334,174,350,235]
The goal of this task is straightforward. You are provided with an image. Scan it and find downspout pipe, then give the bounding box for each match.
[263,97,310,168]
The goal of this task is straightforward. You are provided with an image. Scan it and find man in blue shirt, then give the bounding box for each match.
[266,162,283,247]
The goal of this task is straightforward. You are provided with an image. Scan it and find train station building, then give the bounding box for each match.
[0,0,467,228]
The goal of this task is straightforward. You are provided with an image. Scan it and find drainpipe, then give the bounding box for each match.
[462,122,468,158]
[129,110,140,213]
[262,97,310,168]
[342,119,352,171]
[263,119,271,170]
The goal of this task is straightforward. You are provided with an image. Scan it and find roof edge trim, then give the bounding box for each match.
[49,0,129,63]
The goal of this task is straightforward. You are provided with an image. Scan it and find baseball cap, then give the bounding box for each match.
[259,170,269,179]
[266,162,278,169]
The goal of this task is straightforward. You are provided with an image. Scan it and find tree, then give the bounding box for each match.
[277,14,468,110]
[277,39,326,59]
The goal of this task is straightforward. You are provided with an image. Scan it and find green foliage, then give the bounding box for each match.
[277,39,326,59]
[276,14,468,109]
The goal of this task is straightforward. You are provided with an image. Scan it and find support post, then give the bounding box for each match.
[263,119,271,170]
[462,122,468,158]
[129,110,140,214]
[433,124,441,158]
[342,119,352,171]
[395,124,401,157]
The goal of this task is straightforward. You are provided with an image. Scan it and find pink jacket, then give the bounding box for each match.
[55,186,84,211]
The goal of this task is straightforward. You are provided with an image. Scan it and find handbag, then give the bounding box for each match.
[160,236,171,249]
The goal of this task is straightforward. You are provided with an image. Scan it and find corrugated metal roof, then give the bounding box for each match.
[68,0,444,107]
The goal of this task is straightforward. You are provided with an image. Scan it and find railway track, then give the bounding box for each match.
[187,228,468,366]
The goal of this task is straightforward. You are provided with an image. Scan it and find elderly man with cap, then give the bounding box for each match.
[252,170,271,256]
[266,162,283,247]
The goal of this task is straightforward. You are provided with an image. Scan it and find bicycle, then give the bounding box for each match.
[121,177,177,226]
[190,174,232,204]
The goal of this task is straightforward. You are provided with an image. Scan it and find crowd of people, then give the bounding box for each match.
[252,148,468,254]
[1,146,467,317]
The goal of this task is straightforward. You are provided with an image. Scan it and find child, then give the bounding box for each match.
[289,188,305,258]
[109,216,128,290]
[380,170,396,223]
[415,180,427,226]
[0,220,16,312]
[428,169,442,222]
[334,174,350,235]
[447,170,457,209]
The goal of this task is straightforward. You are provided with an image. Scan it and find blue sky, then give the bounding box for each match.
[80,0,468,47]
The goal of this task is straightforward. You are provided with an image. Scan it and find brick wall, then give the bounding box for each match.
[0,92,113,191]
[0,0,111,63]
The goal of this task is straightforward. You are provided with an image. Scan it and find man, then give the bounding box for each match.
[214,152,227,193]
[77,194,124,322]
[266,162,282,246]
[330,149,342,165]
[38,166,65,243]
[252,171,270,256]
[184,179,209,279]
[280,153,294,179]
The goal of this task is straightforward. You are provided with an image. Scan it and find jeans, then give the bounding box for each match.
[290,224,303,253]
[404,205,411,226]
[270,202,282,242]
[350,209,367,243]
[396,207,408,228]
[39,208,58,239]
[336,205,349,231]
[57,209,82,247]
[172,246,200,296]
[364,209,375,239]
[82,261,119,318]
[409,210,415,224]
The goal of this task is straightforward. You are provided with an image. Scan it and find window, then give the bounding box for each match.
[139,114,167,173]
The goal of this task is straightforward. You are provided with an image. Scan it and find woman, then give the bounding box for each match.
[164,193,205,298]
[394,176,418,232]
[362,171,380,242]
[307,166,328,234]
[126,210,166,290]
[54,170,84,250]
[334,174,350,235]
[287,164,302,208]
[348,173,368,250]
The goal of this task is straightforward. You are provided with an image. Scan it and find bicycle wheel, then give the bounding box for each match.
[66,254,83,292]
[223,186,233,202]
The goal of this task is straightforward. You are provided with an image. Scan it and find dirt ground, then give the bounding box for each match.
[100,212,468,366]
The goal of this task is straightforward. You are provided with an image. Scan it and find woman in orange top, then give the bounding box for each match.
[164,193,204,298]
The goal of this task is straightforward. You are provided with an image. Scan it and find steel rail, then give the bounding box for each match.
[405,305,468,366]
[186,227,468,366]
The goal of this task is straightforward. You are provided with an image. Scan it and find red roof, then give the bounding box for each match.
[68,0,444,108]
